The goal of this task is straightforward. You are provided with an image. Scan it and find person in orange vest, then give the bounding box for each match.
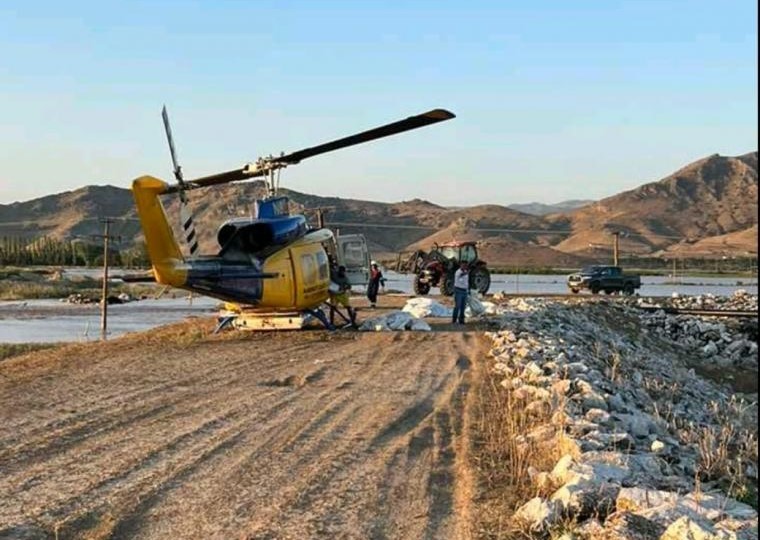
[366,261,386,308]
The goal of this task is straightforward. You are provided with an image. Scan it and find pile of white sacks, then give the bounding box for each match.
[487,298,758,539]
[358,296,502,332]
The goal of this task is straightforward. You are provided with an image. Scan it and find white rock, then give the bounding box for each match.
[616,487,680,512]
[681,492,758,521]
[580,391,609,412]
[703,341,719,357]
[608,393,627,412]
[617,413,653,438]
[523,361,544,377]
[584,407,611,424]
[550,455,576,484]
[551,477,620,517]
[660,515,737,540]
[651,440,667,453]
[512,497,561,532]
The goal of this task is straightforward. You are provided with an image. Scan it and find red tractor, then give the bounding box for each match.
[411,241,491,296]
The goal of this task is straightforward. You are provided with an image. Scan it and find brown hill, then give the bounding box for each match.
[549,152,758,256]
[661,225,758,257]
[0,185,141,240]
[0,151,756,267]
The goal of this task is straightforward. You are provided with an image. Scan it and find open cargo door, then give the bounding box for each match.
[337,234,370,287]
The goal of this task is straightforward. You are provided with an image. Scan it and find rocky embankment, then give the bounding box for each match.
[487,294,758,539]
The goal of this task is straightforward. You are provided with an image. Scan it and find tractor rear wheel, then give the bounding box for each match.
[439,274,454,296]
[413,275,431,296]
[470,267,491,295]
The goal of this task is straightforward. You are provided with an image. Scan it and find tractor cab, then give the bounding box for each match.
[438,241,479,264]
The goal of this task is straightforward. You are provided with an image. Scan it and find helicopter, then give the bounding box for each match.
[131,106,455,328]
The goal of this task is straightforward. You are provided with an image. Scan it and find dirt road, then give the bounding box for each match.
[0,322,486,539]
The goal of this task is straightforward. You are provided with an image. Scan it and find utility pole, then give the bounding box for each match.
[672,257,677,284]
[316,208,326,229]
[91,219,121,340]
[612,232,620,266]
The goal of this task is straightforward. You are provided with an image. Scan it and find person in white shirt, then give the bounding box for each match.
[452,262,470,324]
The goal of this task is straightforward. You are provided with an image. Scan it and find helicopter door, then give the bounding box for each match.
[336,234,370,286]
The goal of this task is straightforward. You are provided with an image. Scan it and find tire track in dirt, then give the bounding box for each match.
[234,333,480,540]
[109,338,397,538]
[0,329,485,539]
[0,338,342,532]
[0,337,322,439]
[0,337,329,457]
[0,378,313,528]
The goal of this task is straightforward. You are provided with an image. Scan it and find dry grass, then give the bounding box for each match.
[0,276,160,301]
[656,395,759,510]
[0,343,57,362]
[471,369,569,539]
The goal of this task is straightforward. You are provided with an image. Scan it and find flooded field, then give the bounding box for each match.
[0,272,755,344]
[382,271,758,297]
[0,297,218,344]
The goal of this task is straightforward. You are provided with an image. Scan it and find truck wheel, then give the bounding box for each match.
[470,267,491,295]
[413,275,431,296]
[623,283,635,296]
[570,288,580,294]
[439,274,454,296]
[590,282,601,294]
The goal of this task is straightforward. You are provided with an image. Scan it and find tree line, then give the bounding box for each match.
[0,236,150,268]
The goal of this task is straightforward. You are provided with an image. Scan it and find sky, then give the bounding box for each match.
[0,0,756,206]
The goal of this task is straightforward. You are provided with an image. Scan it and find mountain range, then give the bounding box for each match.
[507,200,594,216]
[0,151,756,268]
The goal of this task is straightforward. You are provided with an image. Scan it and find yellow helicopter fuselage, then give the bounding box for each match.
[132,175,333,311]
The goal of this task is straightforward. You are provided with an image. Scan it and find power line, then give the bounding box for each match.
[325,221,693,241]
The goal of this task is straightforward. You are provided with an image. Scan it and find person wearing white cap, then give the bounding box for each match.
[366,261,385,308]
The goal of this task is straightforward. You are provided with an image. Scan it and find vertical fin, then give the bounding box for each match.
[131,176,187,287]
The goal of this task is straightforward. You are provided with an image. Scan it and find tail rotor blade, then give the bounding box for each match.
[162,105,200,256]
[162,105,184,183]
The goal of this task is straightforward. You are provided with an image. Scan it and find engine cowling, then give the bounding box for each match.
[217,215,308,254]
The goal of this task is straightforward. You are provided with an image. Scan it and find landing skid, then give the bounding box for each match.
[214,303,357,332]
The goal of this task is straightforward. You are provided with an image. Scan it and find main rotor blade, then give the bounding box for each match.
[163,165,266,193]
[173,108,455,193]
[278,108,455,164]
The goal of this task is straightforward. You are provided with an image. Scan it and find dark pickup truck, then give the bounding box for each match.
[567,266,641,295]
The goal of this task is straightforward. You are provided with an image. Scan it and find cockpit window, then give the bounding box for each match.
[440,247,458,260]
[341,241,366,267]
[315,250,329,280]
